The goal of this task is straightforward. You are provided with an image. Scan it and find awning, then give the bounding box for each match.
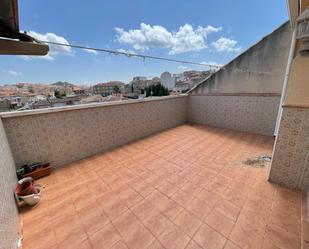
[0,0,49,55]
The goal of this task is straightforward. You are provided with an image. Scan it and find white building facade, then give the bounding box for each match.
[160,71,176,90]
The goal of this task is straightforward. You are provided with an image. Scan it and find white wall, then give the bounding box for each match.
[160,72,176,90]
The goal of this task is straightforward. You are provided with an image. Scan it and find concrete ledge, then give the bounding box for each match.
[0,95,188,118]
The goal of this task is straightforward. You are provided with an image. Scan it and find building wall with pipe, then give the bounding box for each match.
[269,0,309,190]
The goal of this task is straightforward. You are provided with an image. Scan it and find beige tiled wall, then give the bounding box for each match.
[0,119,19,249]
[2,96,187,168]
[269,106,309,190]
[188,95,281,136]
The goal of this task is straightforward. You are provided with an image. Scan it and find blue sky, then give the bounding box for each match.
[1,0,288,85]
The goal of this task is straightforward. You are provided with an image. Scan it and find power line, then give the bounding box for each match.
[39,40,222,69]
[38,40,280,76]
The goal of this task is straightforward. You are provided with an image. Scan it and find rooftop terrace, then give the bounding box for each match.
[20,124,308,249]
[1,2,309,247]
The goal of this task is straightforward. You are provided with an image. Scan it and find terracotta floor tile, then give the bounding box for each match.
[236,213,267,237]
[147,240,165,249]
[143,212,174,237]
[138,184,156,198]
[52,215,87,244]
[160,199,184,220]
[185,198,213,220]
[73,192,97,211]
[103,198,128,220]
[229,221,264,249]
[131,199,159,219]
[261,239,281,249]
[123,224,155,249]
[171,189,195,208]
[173,209,202,237]
[22,216,53,239]
[193,223,227,249]
[21,199,50,224]
[20,125,305,249]
[181,182,203,197]
[157,181,179,197]
[146,190,170,206]
[190,175,209,188]
[185,240,203,249]
[113,210,142,238]
[147,175,165,188]
[204,209,235,237]
[264,224,301,249]
[57,236,92,249]
[302,221,309,248]
[48,199,76,220]
[118,188,144,208]
[22,232,58,249]
[110,241,129,249]
[89,222,121,249]
[214,200,241,222]
[224,240,241,249]
[167,175,188,188]
[158,223,191,249]
[195,189,221,207]
[268,209,301,235]
[204,179,229,195]
[78,205,110,235]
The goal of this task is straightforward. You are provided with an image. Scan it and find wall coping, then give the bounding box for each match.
[0,95,188,118]
[282,103,309,109]
[190,93,281,97]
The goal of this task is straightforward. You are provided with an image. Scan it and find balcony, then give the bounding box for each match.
[20,122,307,249]
[0,95,308,249]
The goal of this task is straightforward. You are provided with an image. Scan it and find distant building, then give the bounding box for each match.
[183,70,211,85]
[160,72,175,90]
[132,76,147,81]
[172,70,212,92]
[93,81,125,96]
[0,96,22,111]
[19,93,36,105]
[175,81,191,92]
[72,87,85,95]
[28,96,82,110]
[124,84,134,94]
[0,99,10,112]
[130,76,159,95]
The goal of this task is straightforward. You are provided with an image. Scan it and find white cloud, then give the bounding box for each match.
[21,31,72,60]
[211,37,241,52]
[200,61,223,68]
[116,48,137,55]
[177,65,190,71]
[18,55,31,61]
[3,70,22,76]
[115,23,222,54]
[83,47,99,54]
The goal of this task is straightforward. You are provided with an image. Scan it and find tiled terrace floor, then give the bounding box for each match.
[21,124,308,249]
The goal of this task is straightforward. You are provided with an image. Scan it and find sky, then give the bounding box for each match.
[1,0,288,85]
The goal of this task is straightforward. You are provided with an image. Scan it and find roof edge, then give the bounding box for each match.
[188,21,291,94]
